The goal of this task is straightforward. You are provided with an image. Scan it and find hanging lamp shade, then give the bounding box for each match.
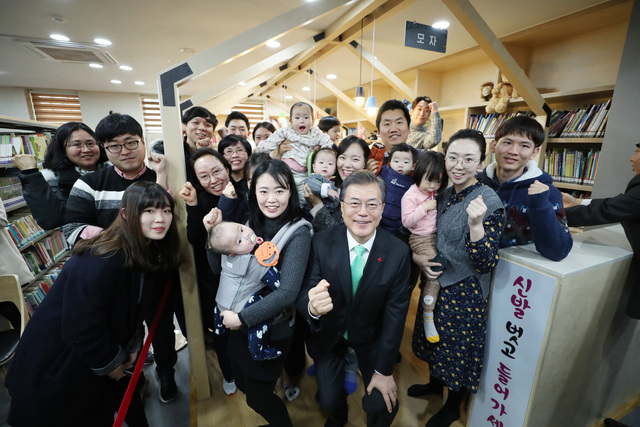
[365,96,377,116]
[355,85,366,106]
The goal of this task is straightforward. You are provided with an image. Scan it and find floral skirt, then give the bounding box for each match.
[412,278,488,392]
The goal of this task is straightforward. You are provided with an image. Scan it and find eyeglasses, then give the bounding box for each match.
[66,141,98,150]
[223,147,247,156]
[445,155,480,168]
[343,201,383,212]
[103,139,141,154]
[198,168,227,183]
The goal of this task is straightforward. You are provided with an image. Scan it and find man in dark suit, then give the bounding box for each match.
[297,171,411,427]
[563,144,640,427]
[563,142,640,319]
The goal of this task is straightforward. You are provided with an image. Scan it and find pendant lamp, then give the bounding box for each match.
[355,19,366,106]
[365,15,378,117]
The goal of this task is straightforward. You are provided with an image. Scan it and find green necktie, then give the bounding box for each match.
[345,245,367,340]
[351,245,367,296]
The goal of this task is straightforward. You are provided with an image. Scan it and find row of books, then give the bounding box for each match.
[0,176,23,203]
[543,148,600,185]
[23,265,63,314]
[548,100,610,138]
[20,230,69,276]
[0,133,50,164]
[5,214,45,249]
[468,111,536,139]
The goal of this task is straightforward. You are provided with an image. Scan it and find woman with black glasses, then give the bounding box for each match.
[12,121,109,230]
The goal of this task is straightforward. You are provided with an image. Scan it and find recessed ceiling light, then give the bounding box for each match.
[89,63,103,69]
[119,65,133,71]
[302,87,310,92]
[50,34,69,42]
[51,14,66,23]
[110,79,122,84]
[266,40,281,48]
[433,21,450,29]
[238,81,246,86]
[179,47,195,54]
[94,38,112,46]
[134,81,145,86]
[326,74,337,80]
[285,95,293,100]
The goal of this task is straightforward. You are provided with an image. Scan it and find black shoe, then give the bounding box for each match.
[155,369,178,403]
[408,382,444,398]
[604,419,630,427]
[325,402,347,427]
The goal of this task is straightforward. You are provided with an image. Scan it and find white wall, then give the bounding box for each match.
[0,87,31,119]
[0,87,162,140]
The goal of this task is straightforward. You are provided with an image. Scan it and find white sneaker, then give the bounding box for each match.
[223,379,237,396]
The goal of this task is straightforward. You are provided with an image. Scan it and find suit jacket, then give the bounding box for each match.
[297,224,411,376]
[565,174,640,318]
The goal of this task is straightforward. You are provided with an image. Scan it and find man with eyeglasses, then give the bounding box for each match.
[476,115,572,261]
[63,113,181,404]
[298,171,411,427]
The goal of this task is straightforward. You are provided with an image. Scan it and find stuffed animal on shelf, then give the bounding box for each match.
[480,82,494,101]
[486,73,519,114]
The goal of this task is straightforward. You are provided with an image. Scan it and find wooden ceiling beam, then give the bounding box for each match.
[258,0,409,97]
[187,38,316,106]
[346,42,416,101]
[316,75,376,125]
[442,0,549,117]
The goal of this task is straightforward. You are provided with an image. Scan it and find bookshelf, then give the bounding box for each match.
[440,85,614,197]
[0,116,61,314]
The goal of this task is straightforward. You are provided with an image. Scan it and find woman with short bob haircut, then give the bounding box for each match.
[6,182,181,427]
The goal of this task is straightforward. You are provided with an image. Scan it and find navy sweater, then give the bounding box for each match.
[476,160,572,261]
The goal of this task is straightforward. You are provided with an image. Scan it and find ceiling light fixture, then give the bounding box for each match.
[89,63,103,69]
[302,87,310,92]
[433,20,450,29]
[134,81,145,86]
[354,18,366,106]
[94,38,112,46]
[50,34,69,42]
[285,95,293,100]
[119,65,133,71]
[365,15,378,117]
[326,74,337,80]
[238,81,246,86]
[110,79,122,84]
[179,47,195,54]
[51,14,66,23]
[266,40,281,48]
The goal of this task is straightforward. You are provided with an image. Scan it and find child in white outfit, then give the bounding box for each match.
[256,102,332,202]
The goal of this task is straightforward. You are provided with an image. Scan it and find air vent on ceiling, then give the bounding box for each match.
[8,36,120,65]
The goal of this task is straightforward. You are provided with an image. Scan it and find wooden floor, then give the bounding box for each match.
[192,284,468,427]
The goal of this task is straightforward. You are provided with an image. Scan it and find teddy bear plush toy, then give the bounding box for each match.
[486,73,519,114]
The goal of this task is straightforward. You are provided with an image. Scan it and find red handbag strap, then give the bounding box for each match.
[113,276,174,427]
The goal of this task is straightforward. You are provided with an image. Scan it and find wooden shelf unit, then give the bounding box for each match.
[1,116,60,310]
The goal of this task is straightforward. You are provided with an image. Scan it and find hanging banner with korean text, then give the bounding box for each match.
[468,259,558,427]
[404,21,447,53]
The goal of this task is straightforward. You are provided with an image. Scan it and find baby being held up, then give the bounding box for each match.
[204,208,282,361]
[256,102,333,202]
